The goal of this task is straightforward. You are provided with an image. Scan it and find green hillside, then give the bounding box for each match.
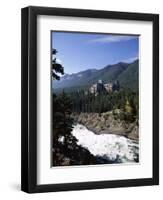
[117,60,139,89]
[53,60,139,92]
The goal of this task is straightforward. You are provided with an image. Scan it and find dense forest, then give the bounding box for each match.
[69,89,138,122]
[54,89,139,123]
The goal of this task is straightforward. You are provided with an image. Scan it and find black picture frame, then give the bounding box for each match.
[21,6,159,193]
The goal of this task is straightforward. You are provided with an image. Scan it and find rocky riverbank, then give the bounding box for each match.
[72,110,139,141]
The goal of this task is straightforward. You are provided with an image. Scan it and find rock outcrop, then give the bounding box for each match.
[72,110,139,141]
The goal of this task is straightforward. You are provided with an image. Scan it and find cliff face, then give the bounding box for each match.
[72,110,139,141]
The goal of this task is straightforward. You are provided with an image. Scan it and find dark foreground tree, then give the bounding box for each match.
[53,91,76,146]
[52,49,78,166]
[52,48,64,80]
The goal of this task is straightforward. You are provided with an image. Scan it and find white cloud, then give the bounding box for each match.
[89,35,137,44]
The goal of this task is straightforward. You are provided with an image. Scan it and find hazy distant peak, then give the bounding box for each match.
[53,59,139,91]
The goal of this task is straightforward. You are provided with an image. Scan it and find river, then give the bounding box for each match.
[71,124,139,163]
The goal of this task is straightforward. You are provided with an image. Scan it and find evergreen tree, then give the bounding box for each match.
[52,49,75,148]
[53,91,76,145]
[69,87,138,123]
[52,48,64,80]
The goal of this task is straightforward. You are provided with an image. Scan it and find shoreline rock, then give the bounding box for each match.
[72,110,139,142]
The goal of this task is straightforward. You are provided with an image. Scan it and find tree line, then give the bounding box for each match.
[69,89,139,121]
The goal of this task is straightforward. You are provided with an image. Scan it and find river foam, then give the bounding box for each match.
[72,124,139,163]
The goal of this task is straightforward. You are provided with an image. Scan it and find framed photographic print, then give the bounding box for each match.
[21,6,159,193]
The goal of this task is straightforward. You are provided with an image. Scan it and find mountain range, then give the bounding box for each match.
[53,59,139,92]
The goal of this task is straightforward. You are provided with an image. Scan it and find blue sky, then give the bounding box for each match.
[52,31,139,74]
